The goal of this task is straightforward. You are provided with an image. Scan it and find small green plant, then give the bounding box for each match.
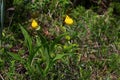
[7,24,77,79]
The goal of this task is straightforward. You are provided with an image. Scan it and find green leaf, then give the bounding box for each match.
[8,52,22,61]
[53,53,67,61]
[36,62,44,76]
[44,59,54,76]
[19,24,34,64]
[19,24,32,53]
[37,31,48,47]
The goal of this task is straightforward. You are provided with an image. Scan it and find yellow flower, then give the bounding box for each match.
[64,15,73,25]
[31,19,38,29]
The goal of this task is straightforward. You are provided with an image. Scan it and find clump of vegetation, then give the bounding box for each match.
[0,0,120,80]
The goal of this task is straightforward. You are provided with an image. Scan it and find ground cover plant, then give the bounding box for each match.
[0,0,120,80]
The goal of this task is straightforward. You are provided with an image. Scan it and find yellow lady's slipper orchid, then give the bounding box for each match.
[31,19,38,29]
[64,15,73,25]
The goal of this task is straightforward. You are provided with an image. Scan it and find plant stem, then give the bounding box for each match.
[0,74,4,80]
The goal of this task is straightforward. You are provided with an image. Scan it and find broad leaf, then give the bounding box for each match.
[53,53,67,61]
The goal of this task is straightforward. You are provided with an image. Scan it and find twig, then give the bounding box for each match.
[0,74,4,80]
